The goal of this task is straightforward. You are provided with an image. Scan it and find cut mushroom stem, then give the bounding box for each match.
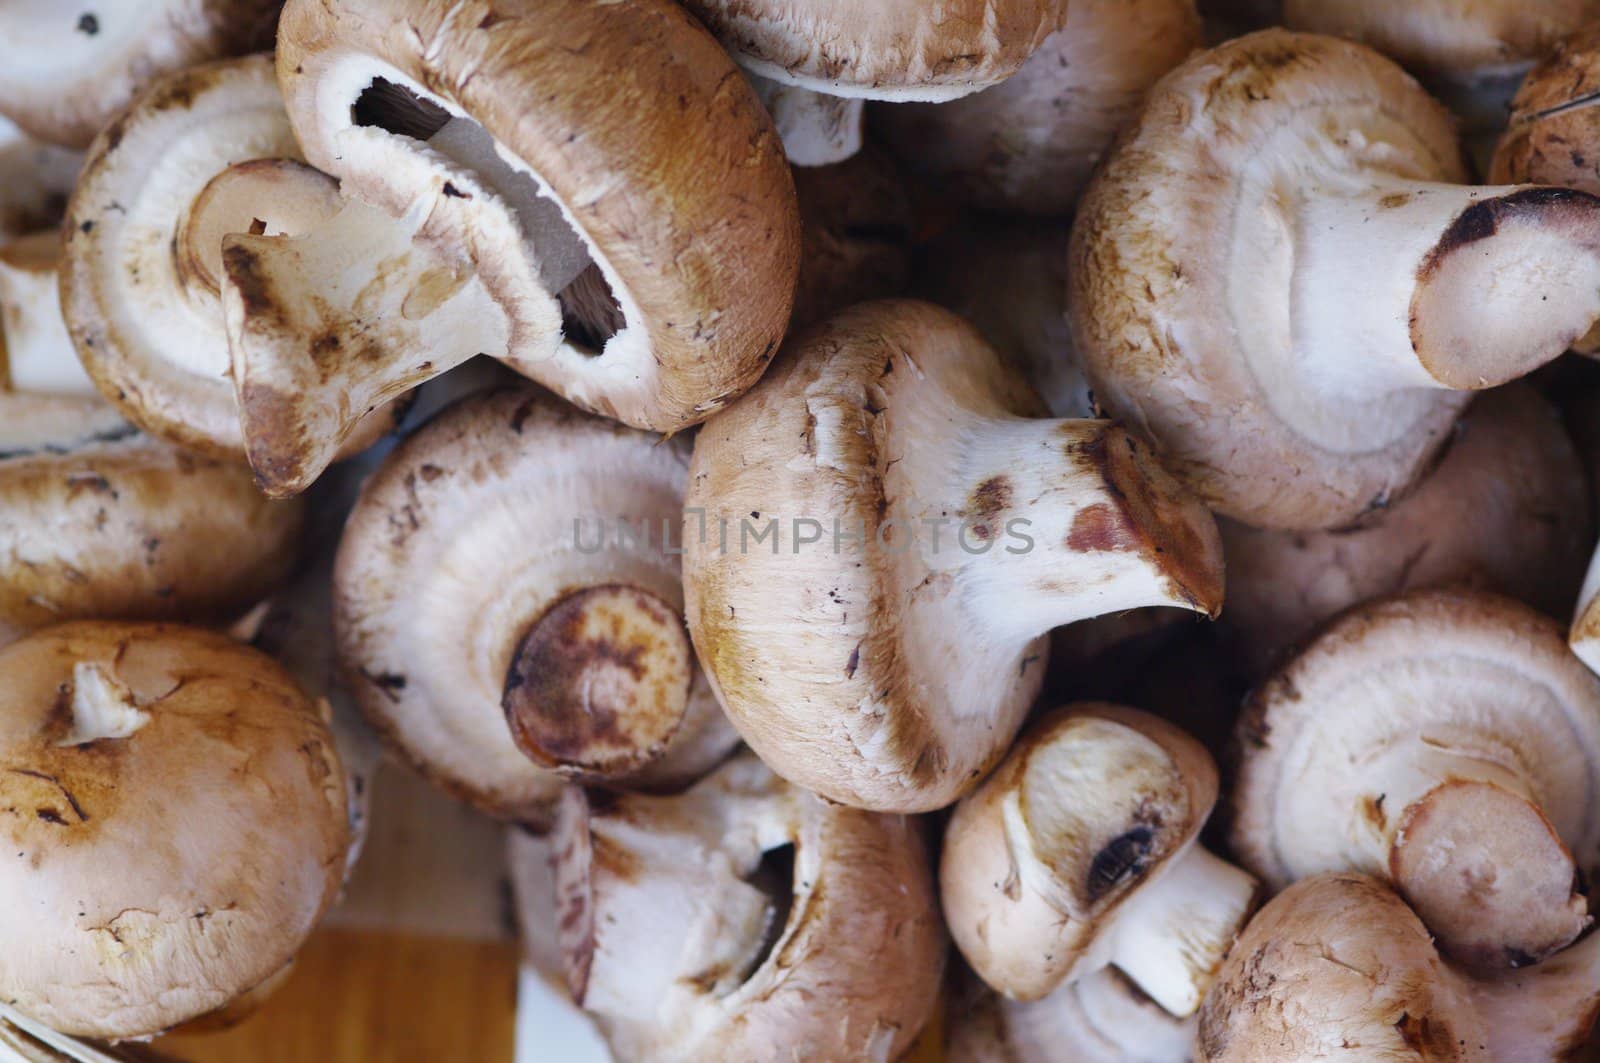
[55,662,149,747]
[0,232,93,396]
[222,182,510,497]
[748,76,864,167]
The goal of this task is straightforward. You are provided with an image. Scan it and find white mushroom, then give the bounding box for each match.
[948,970,1198,1063]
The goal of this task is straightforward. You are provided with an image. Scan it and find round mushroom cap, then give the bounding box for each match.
[1221,384,1593,673]
[1231,588,1600,968]
[0,0,280,149]
[875,0,1203,216]
[273,0,801,434]
[0,391,305,648]
[1493,23,1600,189]
[551,753,946,1062]
[0,621,349,1040]
[336,388,734,822]
[679,0,1070,101]
[0,116,80,240]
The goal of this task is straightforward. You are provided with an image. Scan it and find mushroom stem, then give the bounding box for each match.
[949,419,1224,644]
[1092,844,1259,1017]
[1293,181,1600,394]
[1357,736,1588,967]
[222,193,510,497]
[55,662,148,747]
[748,76,864,167]
[0,232,92,396]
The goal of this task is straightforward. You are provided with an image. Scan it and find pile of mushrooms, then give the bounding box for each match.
[11,0,1600,1058]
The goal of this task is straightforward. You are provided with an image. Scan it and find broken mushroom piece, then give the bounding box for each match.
[1071,30,1600,530]
[948,971,1197,1063]
[1233,588,1600,970]
[682,0,1070,167]
[685,300,1224,813]
[943,704,1256,1015]
[1223,384,1592,673]
[0,621,349,1040]
[1197,873,1600,1062]
[551,753,946,1061]
[230,0,799,497]
[876,0,1202,215]
[336,388,739,822]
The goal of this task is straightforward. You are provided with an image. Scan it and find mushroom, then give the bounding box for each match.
[1069,30,1600,530]
[790,145,915,329]
[948,970,1198,1063]
[1222,384,1592,673]
[336,387,739,823]
[550,752,946,1061]
[0,0,280,150]
[683,299,1224,812]
[942,703,1257,1015]
[680,0,1071,168]
[1231,587,1600,970]
[220,0,800,497]
[0,233,93,398]
[61,54,398,465]
[875,0,1203,216]
[0,117,80,240]
[1197,872,1600,1062]
[1281,1,1598,133]
[1493,22,1600,193]
[0,621,350,1040]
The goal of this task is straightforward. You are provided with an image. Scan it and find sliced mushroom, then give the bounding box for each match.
[0,0,279,149]
[0,116,80,240]
[944,704,1256,1015]
[0,621,349,1040]
[1232,588,1600,970]
[1197,872,1600,1062]
[684,299,1224,812]
[336,388,738,823]
[876,0,1202,215]
[1223,384,1592,673]
[948,970,1197,1063]
[1070,30,1600,530]
[682,0,1071,166]
[790,146,915,329]
[551,752,946,1061]
[228,0,799,496]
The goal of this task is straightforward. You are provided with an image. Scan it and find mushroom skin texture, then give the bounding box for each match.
[336,388,738,823]
[875,0,1203,216]
[241,0,800,496]
[0,0,280,149]
[1222,384,1592,673]
[0,621,350,1040]
[551,753,946,1062]
[61,55,397,463]
[947,971,1197,1063]
[1232,588,1600,971]
[1197,873,1600,1062]
[789,146,915,330]
[943,703,1257,1016]
[0,391,305,649]
[0,117,80,240]
[1493,23,1600,191]
[1070,30,1600,531]
[684,300,1225,813]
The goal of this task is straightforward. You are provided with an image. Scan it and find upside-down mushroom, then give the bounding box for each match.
[0,0,280,149]
[551,753,946,1061]
[1232,588,1600,970]
[219,0,799,497]
[679,0,1071,167]
[684,300,1224,813]
[0,622,350,1040]
[336,388,739,823]
[1223,384,1592,672]
[876,0,1202,215]
[948,970,1197,1063]
[1198,873,1600,1062]
[1070,30,1600,530]
[943,704,1256,1015]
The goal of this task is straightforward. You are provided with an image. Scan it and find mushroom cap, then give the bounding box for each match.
[790,146,915,330]
[1492,23,1600,189]
[273,0,801,434]
[0,621,349,1039]
[0,117,80,240]
[1070,30,1486,529]
[875,0,1203,216]
[1231,588,1600,966]
[0,0,280,149]
[1196,872,1491,1061]
[61,55,396,460]
[336,388,734,822]
[1221,384,1593,673]
[0,392,305,647]
[678,0,1070,101]
[552,753,946,1061]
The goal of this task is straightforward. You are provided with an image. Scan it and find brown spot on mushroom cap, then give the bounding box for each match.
[967,475,1012,540]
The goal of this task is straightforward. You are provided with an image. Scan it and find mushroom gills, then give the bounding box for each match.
[0,232,94,396]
